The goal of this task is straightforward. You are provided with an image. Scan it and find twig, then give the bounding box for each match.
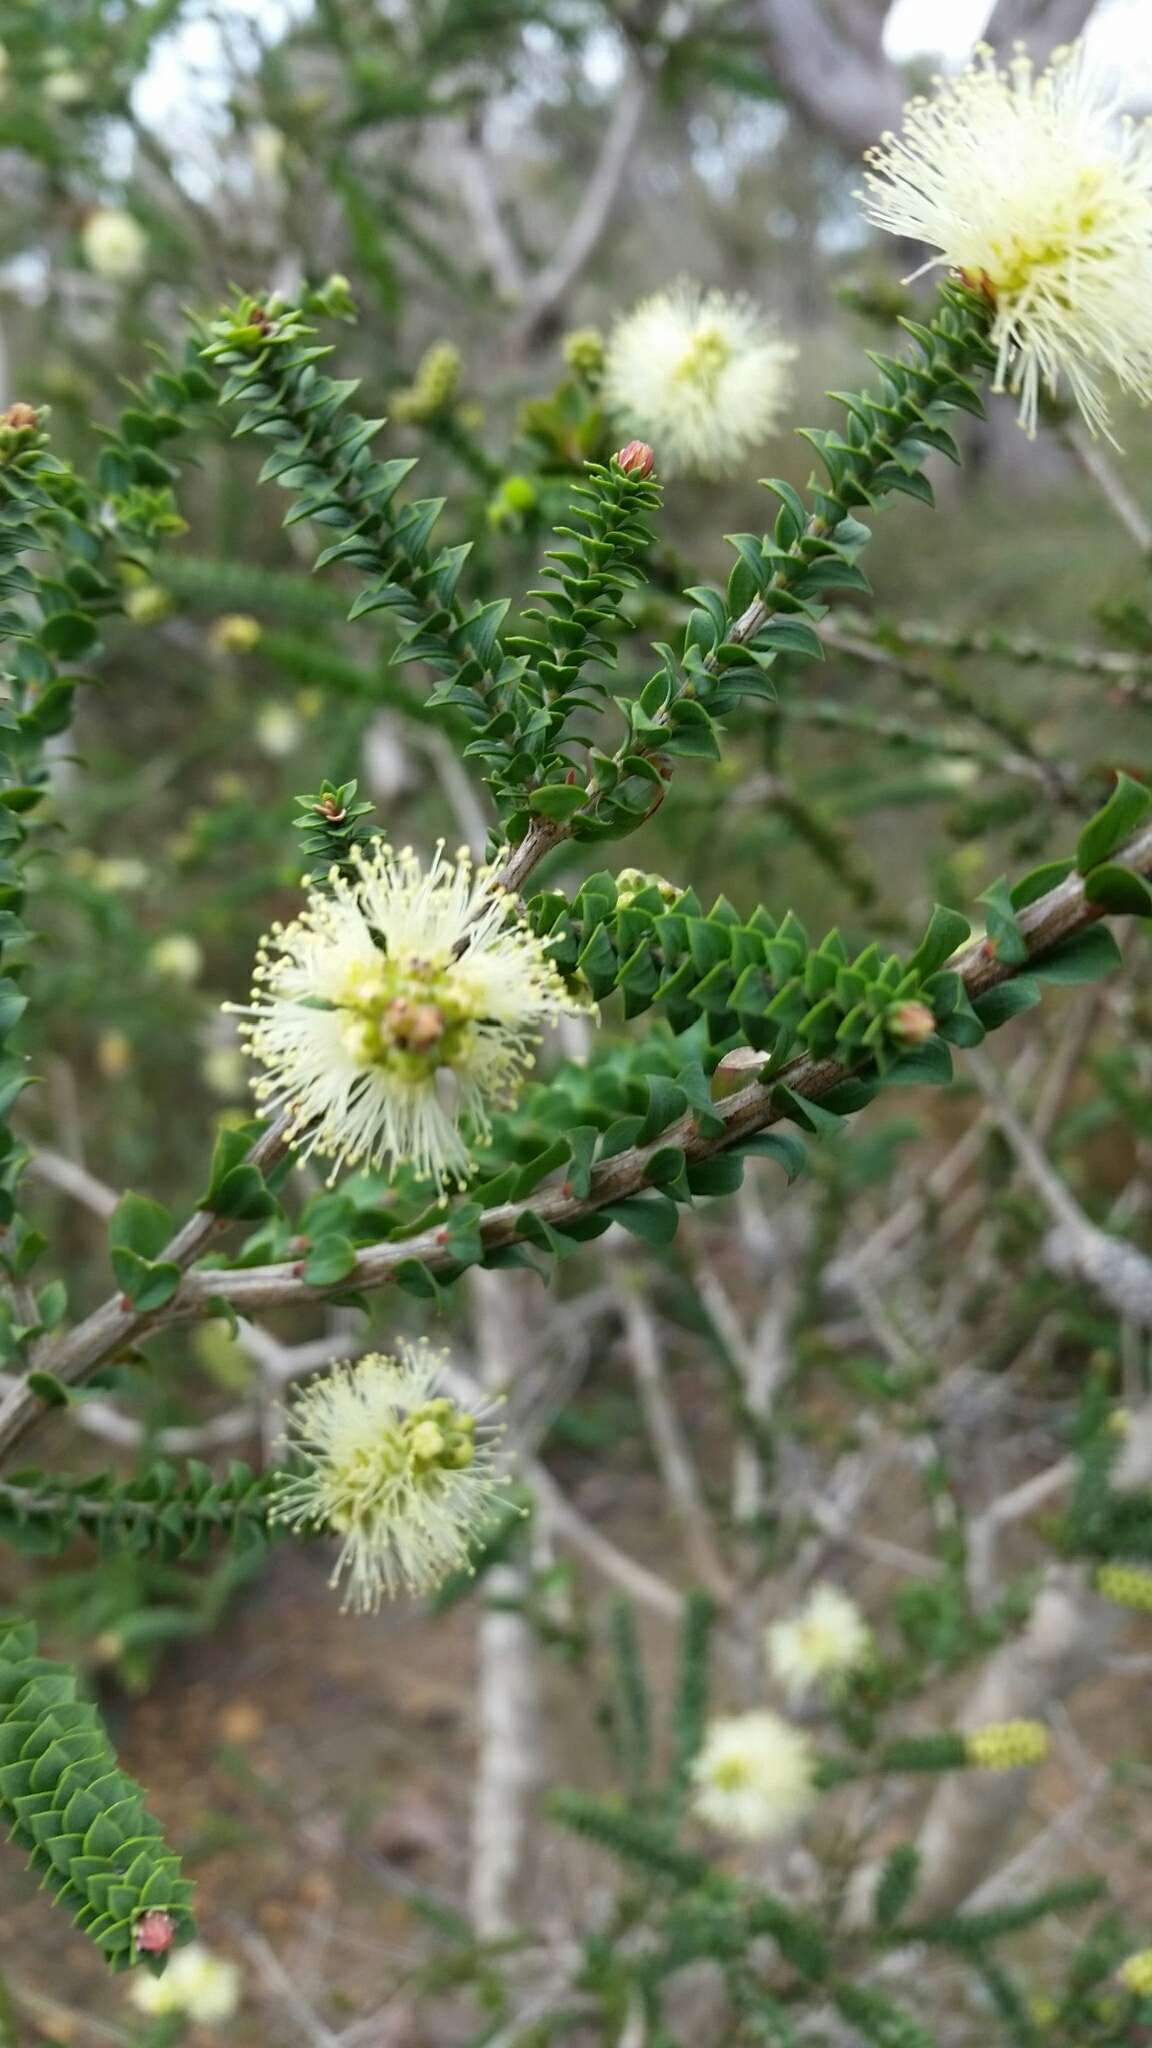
[528,1460,684,1620]
[969,1045,1152,1323]
[966,1457,1076,1609]
[819,622,1081,807]
[847,1564,1119,1926]
[28,1147,119,1219]
[452,115,527,301]
[468,1271,542,1940]
[1062,416,1152,558]
[614,1271,734,1600]
[962,1767,1111,1916]
[511,58,651,345]
[231,1925,341,2048]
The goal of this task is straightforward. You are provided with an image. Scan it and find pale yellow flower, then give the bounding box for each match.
[1119,1948,1152,1997]
[767,1583,871,1699]
[255,702,302,758]
[129,1943,241,2024]
[81,208,148,283]
[234,840,588,1192]
[149,934,204,984]
[270,1341,505,1609]
[861,42,1152,438]
[691,1710,816,1839]
[603,284,795,477]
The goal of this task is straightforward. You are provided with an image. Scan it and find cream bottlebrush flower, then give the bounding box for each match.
[149,933,203,984]
[767,1583,872,1699]
[250,121,287,181]
[255,700,303,758]
[236,839,588,1192]
[81,207,148,283]
[43,62,87,108]
[129,1943,241,2023]
[690,1710,816,1840]
[860,42,1152,439]
[1120,1949,1152,1997]
[270,1340,505,1609]
[603,284,796,478]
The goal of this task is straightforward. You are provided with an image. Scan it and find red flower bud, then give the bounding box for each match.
[135,1909,177,1955]
[615,440,655,479]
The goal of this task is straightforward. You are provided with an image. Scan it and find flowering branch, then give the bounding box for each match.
[3,816,1145,1468]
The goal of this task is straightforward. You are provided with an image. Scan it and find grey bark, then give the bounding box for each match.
[752,0,1101,161]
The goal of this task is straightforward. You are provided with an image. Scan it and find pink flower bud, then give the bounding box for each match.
[135,1909,177,1955]
[615,440,655,479]
[888,1000,936,1047]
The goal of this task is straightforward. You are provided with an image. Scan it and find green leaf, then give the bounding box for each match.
[1010,858,1075,910]
[528,783,587,822]
[39,611,98,660]
[201,1122,266,1209]
[978,877,1029,966]
[881,1037,953,1088]
[599,1195,679,1246]
[772,1086,846,1140]
[753,617,824,661]
[109,1250,182,1313]
[685,1155,745,1197]
[209,1165,278,1221]
[972,978,1041,1029]
[1076,773,1152,875]
[907,904,970,979]
[875,1843,920,1932]
[1030,924,1123,984]
[739,1130,807,1183]
[301,1234,358,1287]
[109,1192,173,1262]
[35,1280,67,1331]
[1083,863,1152,916]
[26,1371,73,1409]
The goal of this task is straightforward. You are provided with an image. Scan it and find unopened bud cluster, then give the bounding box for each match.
[563,326,605,378]
[1096,1563,1152,1611]
[210,613,263,656]
[964,1719,1049,1770]
[392,341,463,425]
[1120,1949,1152,1998]
[615,867,680,911]
[0,401,45,462]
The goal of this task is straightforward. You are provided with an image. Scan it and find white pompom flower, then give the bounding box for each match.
[270,1341,506,1610]
[767,1583,872,1700]
[234,840,590,1194]
[859,42,1152,440]
[129,1943,241,2024]
[690,1710,817,1840]
[81,207,148,283]
[603,284,796,478]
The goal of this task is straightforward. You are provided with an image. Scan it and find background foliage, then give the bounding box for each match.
[1,1,1152,2043]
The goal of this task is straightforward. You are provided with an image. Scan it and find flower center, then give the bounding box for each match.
[798,1620,836,1664]
[327,1396,477,1532]
[711,1755,753,1791]
[673,322,733,397]
[335,953,474,1080]
[978,163,1115,300]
